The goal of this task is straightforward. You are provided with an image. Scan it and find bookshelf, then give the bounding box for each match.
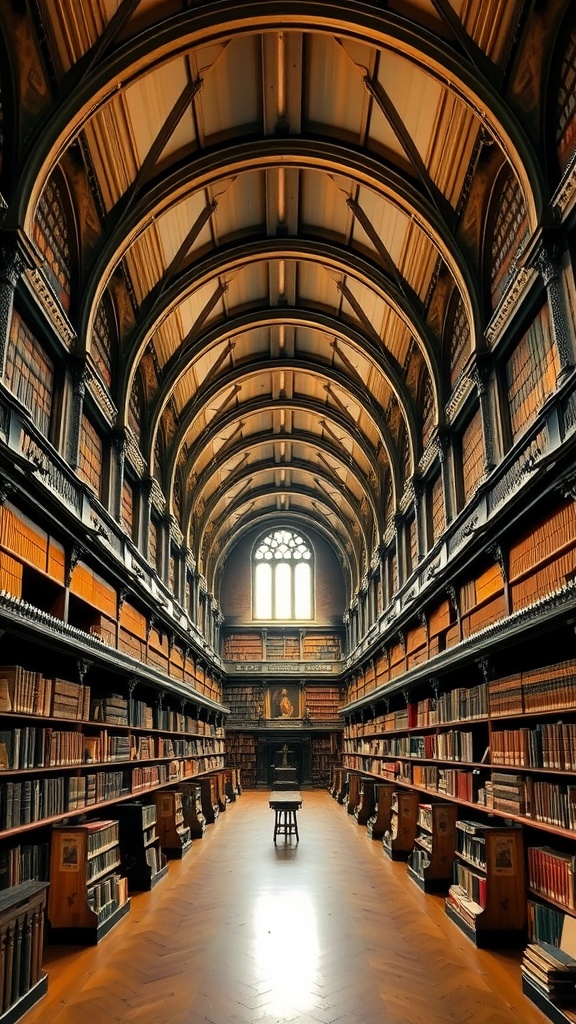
[115,802,168,892]
[198,777,219,824]
[221,629,344,665]
[222,634,263,661]
[354,777,376,826]
[305,687,342,720]
[0,659,225,834]
[301,635,342,661]
[407,802,457,892]
[346,772,362,816]
[225,733,257,788]
[445,821,525,947]
[366,782,395,840]
[47,820,130,944]
[329,766,343,799]
[0,881,49,1023]
[383,789,419,860]
[175,782,207,838]
[153,792,192,858]
[224,768,241,801]
[209,772,228,814]
[311,734,340,786]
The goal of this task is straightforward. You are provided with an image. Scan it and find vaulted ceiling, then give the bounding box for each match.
[7,0,546,600]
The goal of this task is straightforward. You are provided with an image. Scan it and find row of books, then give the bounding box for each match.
[488,772,531,816]
[453,861,487,908]
[528,846,576,910]
[0,667,223,738]
[0,769,136,828]
[455,820,489,868]
[490,722,576,769]
[0,842,49,889]
[86,845,121,883]
[0,666,90,719]
[527,898,564,947]
[485,775,576,829]
[410,764,479,802]
[0,724,226,770]
[488,660,576,716]
[87,872,128,922]
[0,727,85,770]
[354,730,475,762]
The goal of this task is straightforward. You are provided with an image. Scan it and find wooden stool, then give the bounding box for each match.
[273,807,299,843]
[269,791,302,844]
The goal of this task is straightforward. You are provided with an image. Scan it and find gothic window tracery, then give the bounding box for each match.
[253,528,313,620]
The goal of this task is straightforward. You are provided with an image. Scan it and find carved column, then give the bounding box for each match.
[533,244,574,381]
[0,246,26,381]
[160,512,172,585]
[393,512,404,589]
[141,476,153,563]
[343,610,351,655]
[469,361,496,475]
[68,363,89,469]
[412,476,426,562]
[112,430,127,524]
[436,430,454,527]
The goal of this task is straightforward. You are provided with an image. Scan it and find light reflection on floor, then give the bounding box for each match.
[254,889,320,1015]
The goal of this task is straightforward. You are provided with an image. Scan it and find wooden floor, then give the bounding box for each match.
[25,790,548,1024]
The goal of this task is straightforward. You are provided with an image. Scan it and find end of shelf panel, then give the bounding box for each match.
[444,901,526,949]
[48,898,131,946]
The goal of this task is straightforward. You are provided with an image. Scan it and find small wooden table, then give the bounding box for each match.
[269,791,302,843]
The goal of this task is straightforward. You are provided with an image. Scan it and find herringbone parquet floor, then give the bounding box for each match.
[26,791,547,1024]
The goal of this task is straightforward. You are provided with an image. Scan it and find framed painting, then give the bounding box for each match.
[266,683,302,719]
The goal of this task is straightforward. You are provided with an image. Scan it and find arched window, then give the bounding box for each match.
[5,313,53,436]
[447,291,471,391]
[91,292,115,389]
[421,376,435,450]
[488,169,529,309]
[33,169,74,312]
[128,373,143,445]
[556,23,576,173]
[253,529,313,620]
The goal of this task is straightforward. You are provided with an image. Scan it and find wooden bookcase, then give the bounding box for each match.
[153,792,192,858]
[346,772,362,816]
[383,790,419,860]
[407,801,457,892]
[445,821,526,947]
[47,820,130,944]
[225,733,257,789]
[115,802,168,892]
[354,777,376,826]
[198,777,219,824]
[366,783,395,840]
[175,782,207,838]
[0,881,49,1024]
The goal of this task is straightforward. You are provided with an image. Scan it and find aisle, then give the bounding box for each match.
[25,791,545,1024]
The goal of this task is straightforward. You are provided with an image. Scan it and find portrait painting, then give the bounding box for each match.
[266,683,301,719]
